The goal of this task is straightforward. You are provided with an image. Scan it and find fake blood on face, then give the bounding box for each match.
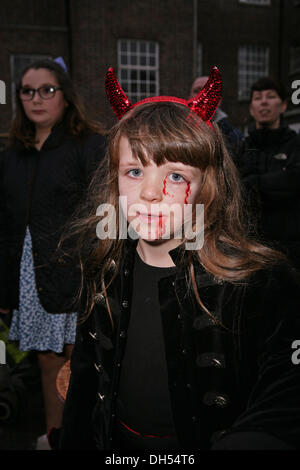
[184,181,191,204]
[163,177,174,198]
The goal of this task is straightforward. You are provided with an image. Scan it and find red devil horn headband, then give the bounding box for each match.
[105,66,222,123]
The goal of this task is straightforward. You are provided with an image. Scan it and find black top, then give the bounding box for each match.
[117,250,177,437]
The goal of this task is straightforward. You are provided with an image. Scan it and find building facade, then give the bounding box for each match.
[1,0,300,145]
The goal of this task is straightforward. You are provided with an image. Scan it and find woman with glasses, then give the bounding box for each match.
[0,59,106,448]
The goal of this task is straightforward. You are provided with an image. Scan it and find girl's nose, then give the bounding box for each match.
[140,176,163,202]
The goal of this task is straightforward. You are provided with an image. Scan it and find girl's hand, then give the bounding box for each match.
[0,308,10,314]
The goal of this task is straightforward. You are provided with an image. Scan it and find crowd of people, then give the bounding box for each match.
[0,57,300,451]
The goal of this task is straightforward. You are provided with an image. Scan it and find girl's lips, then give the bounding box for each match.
[32,110,46,114]
[138,212,167,223]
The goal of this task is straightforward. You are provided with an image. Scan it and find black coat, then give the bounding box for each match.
[59,241,300,450]
[0,125,106,312]
[236,126,300,268]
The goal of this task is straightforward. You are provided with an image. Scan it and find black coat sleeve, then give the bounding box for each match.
[212,264,300,450]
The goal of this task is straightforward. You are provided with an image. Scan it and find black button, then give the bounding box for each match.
[119,330,126,338]
[95,293,105,304]
[97,393,105,402]
[122,300,129,308]
[124,269,130,277]
[215,395,229,407]
[196,353,225,369]
[202,391,230,408]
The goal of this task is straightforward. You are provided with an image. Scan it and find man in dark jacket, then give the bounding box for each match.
[237,77,300,269]
[189,76,243,153]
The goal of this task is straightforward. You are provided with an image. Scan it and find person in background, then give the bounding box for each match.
[0,59,106,448]
[237,77,300,270]
[189,75,243,152]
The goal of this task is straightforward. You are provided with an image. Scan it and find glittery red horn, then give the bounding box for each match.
[188,66,222,122]
[105,67,133,120]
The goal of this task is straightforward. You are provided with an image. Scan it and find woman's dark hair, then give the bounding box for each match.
[250,77,287,102]
[9,59,105,148]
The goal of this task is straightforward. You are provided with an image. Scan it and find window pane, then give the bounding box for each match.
[130,42,137,53]
[238,45,269,99]
[118,39,159,100]
[149,43,156,54]
[130,70,137,80]
[130,55,137,66]
[120,41,128,52]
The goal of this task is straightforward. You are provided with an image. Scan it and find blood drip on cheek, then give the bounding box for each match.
[155,215,166,239]
[163,177,174,198]
[184,182,191,204]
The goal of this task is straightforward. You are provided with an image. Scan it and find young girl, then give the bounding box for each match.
[0,59,106,446]
[58,67,300,450]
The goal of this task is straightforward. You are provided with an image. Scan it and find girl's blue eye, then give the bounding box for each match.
[128,169,142,178]
[169,173,185,183]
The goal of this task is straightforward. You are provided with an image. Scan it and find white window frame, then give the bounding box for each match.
[117,39,159,103]
[238,45,269,100]
[10,53,52,115]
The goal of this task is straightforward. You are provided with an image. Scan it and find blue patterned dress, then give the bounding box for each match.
[9,227,77,353]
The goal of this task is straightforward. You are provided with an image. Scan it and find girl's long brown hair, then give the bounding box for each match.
[65,102,285,326]
[9,59,105,148]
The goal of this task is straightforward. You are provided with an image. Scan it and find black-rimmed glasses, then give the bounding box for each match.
[19,85,63,101]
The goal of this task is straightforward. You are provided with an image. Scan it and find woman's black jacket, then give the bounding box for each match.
[236,126,300,268]
[59,241,300,450]
[0,125,106,313]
